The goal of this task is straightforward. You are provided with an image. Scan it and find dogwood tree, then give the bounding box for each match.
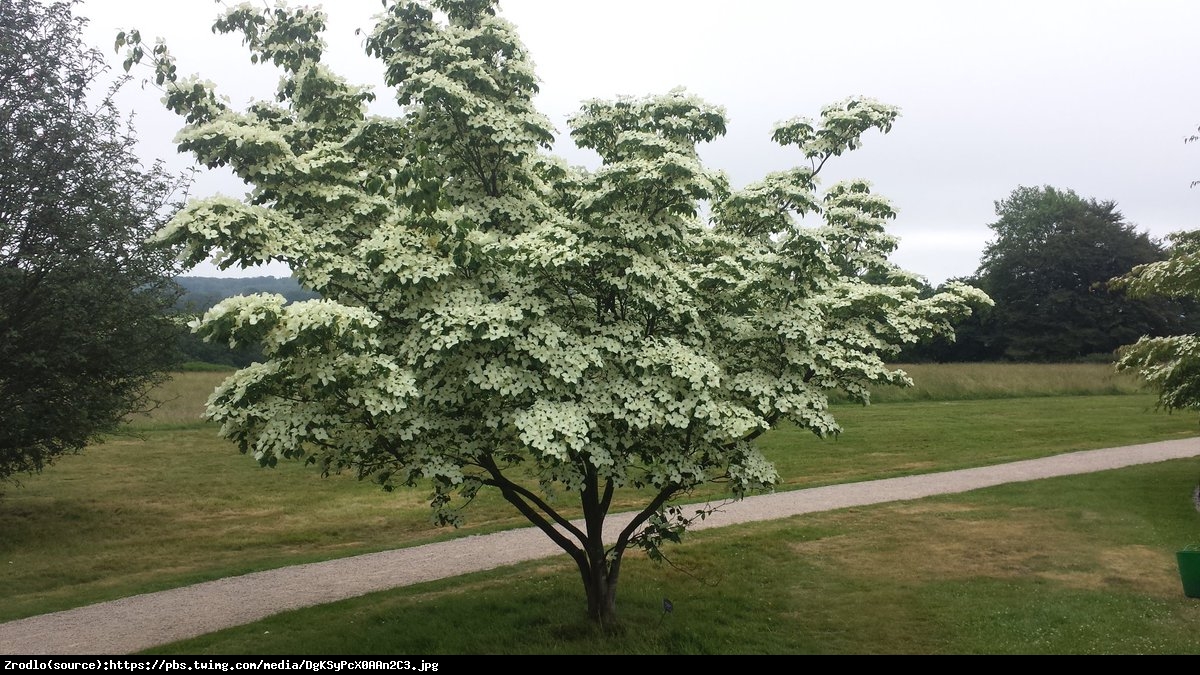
[1111,229,1200,412]
[121,0,989,624]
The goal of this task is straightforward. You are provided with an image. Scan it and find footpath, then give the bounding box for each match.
[1,437,1198,655]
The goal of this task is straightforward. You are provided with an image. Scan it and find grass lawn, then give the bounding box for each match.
[2,364,1199,653]
[144,460,1200,655]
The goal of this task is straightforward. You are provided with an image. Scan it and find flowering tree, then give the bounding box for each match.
[121,0,989,624]
[1111,230,1200,412]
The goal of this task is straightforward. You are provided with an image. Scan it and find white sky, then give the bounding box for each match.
[77,0,1200,286]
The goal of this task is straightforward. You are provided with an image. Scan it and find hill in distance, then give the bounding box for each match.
[173,275,320,313]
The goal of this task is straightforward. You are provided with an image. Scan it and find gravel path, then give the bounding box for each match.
[2,437,1198,655]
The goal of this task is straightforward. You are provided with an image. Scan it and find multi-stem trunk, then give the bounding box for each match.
[482,454,678,627]
[573,469,676,627]
[580,539,620,626]
[576,460,622,626]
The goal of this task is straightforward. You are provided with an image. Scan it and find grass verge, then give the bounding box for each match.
[143,460,1200,655]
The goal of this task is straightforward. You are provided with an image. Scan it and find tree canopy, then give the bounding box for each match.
[0,0,186,486]
[1111,229,1200,412]
[174,276,319,367]
[121,0,989,623]
[935,185,1195,362]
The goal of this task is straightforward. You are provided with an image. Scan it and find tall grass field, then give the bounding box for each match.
[2,362,1198,654]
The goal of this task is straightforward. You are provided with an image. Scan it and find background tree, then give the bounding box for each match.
[945,185,1194,362]
[121,0,988,625]
[0,0,185,486]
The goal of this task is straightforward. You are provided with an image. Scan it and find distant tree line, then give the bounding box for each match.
[902,185,1200,363]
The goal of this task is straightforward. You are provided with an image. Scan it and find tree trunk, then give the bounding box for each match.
[581,547,620,627]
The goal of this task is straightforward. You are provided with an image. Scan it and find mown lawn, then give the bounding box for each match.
[2,365,1198,654]
[146,460,1200,655]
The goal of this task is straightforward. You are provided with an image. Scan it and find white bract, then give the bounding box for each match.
[1112,229,1200,412]
[122,0,989,623]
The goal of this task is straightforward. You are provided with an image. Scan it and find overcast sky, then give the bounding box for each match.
[77,0,1200,286]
